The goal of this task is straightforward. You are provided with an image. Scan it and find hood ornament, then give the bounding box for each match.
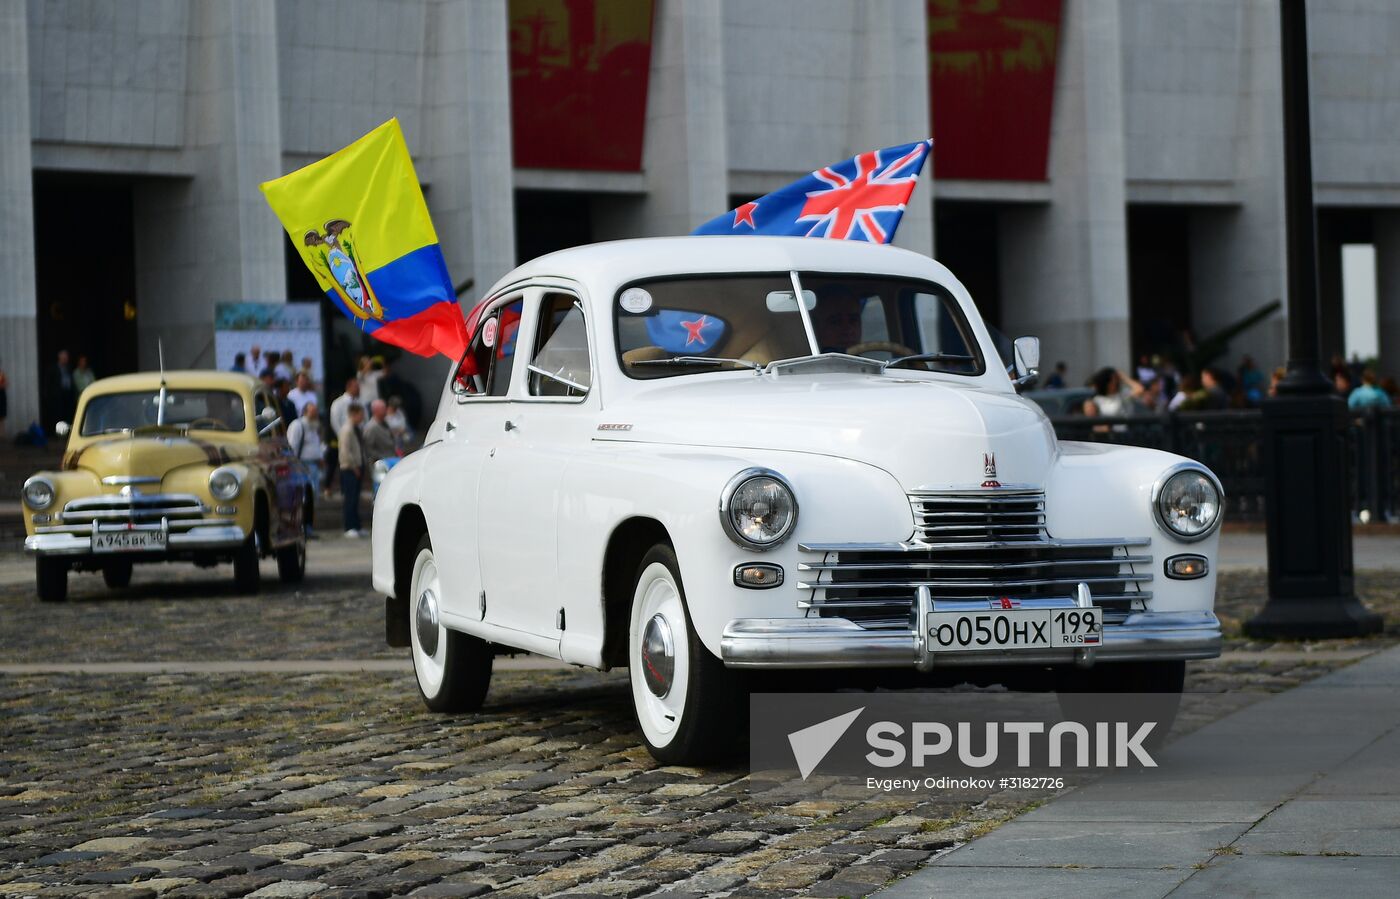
[981,452,1001,489]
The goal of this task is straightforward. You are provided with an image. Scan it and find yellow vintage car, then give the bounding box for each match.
[21,370,312,601]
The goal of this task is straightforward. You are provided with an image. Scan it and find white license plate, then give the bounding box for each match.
[92,530,167,553]
[926,608,1101,652]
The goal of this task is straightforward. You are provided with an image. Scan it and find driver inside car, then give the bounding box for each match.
[813,286,864,354]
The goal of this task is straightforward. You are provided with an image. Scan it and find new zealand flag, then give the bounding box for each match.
[693,140,932,244]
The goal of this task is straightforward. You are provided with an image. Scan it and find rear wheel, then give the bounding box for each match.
[233,532,261,593]
[628,544,744,764]
[102,561,133,589]
[410,535,492,712]
[36,558,67,603]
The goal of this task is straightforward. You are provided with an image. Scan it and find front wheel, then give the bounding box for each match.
[233,533,261,593]
[628,544,743,764]
[36,558,67,602]
[1056,660,1185,750]
[409,535,492,712]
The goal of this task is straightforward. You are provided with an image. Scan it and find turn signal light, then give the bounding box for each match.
[1165,554,1209,580]
[734,563,784,589]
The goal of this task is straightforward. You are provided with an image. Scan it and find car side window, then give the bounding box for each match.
[528,293,591,398]
[458,299,524,398]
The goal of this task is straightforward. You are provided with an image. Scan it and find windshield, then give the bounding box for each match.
[80,390,247,435]
[616,273,984,379]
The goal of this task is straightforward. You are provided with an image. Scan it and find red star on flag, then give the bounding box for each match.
[733,202,759,229]
[680,315,710,346]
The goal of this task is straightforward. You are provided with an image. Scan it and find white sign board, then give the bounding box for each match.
[214,302,324,386]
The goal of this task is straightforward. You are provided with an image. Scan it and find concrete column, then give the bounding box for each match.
[424,0,515,300]
[1376,210,1400,371]
[1187,0,1287,373]
[997,0,1130,380]
[397,0,518,399]
[632,0,728,236]
[0,0,39,430]
[849,0,934,257]
[133,0,285,370]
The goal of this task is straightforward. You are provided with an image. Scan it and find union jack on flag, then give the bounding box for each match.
[693,139,932,244]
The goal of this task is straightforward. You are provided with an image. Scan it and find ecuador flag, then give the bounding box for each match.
[261,119,469,360]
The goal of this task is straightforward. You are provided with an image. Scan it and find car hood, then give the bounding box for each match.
[608,374,1057,490]
[66,434,242,481]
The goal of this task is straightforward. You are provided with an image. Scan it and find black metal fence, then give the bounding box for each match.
[1049,408,1400,522]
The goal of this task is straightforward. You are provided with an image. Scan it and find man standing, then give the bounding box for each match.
[329,377,360,436]
[327,377,361,500]
[73,355,96,396]
[44,349,76,432]
[362,398,398,466]
[288,401,326,536]
[248,345,263,375]
[274,381,296,427]
[274,350,296,382]
[287,371,318,416]
[338,403,366,538]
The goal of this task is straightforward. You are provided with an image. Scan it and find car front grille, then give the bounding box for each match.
[799,491,1152,630]
[60,493,207,524]
[909,490,1046,543]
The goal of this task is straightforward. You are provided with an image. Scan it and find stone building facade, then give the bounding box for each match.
[3,0,1400,429]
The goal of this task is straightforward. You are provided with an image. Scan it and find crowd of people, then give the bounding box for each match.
[240,349,421,539]
[1059,353,1398,417]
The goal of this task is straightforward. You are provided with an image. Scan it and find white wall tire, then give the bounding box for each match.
[409,535,492,712]
[628,544,743,764]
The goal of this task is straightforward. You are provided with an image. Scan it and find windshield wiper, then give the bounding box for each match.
[630,356,763,373]
[883,352,977,371]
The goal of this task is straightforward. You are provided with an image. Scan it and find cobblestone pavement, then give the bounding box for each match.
[0,542,392,663]
[0,543,1395,897]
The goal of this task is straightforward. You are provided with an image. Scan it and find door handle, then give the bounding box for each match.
[504,420,517,432]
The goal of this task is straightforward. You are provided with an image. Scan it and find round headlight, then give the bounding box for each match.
[1153,466,1223,541]
[209,467,242,501]
[720,469,798,550]
[23,477,55,511]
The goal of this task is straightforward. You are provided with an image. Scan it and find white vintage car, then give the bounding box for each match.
[371,236,1223,763]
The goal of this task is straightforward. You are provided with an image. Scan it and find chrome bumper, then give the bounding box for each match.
[720,610,1222,669]
[24,524,247,557]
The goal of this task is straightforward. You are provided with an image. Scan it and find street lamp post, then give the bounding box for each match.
[1243,0,1381,638]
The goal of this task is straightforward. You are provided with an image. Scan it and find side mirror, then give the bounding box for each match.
[55,421,71,437]
[1012,336,1040,387]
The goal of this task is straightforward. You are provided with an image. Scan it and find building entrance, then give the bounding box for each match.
[32,173,139,426]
